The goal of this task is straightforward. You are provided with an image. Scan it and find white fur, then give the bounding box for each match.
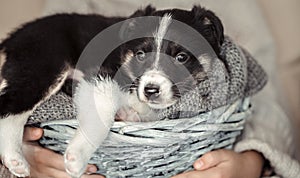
[0,69,69,177]
[44,70,69,103]
[203,17,212,25]
[153,14,172,68]
[138,69,176,109]
[198,53,213,72]
[0,79,7,96]
[67,68,84,81]
[65,76,159,177]
[0,51,7,96]
[0,50,6,73]
[65,77,129,177]
[0,112,31,177]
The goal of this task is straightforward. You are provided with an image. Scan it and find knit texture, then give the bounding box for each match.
[157,36,267,119]
[27,36,267,124]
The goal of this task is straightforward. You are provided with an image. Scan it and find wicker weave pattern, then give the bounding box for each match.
[39,98,250,177]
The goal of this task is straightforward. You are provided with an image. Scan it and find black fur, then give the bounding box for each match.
[122,5,224,58]
[0,5,224,116]
[0,6,226,177]
[119,5,225,97]
[0,14,125,116]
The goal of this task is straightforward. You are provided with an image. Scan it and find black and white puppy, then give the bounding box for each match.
[65,6,224,177]
[0,5,224,177]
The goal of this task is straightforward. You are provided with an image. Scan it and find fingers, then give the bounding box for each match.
[172,167,221,178]
[23,131,102,178]
[82,174,105,178]
[31,147,66,171]
[85,165,99,174]
[193,149,231,170]
[23,127,43,141]
[30,146,99,174]
[24,144,101,177]
[40,167,72,178]
[46,168,103,178]
[24,146,65,171]
[31,168,103,178]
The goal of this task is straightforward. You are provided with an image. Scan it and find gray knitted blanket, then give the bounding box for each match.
[27,36,267,124]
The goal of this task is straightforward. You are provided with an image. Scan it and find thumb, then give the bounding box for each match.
[194,149,229,171]
[23,127,43,141]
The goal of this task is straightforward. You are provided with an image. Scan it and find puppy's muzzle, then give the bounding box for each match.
[144,84,160,100]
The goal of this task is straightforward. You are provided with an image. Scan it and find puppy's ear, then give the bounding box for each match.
[191,6,224,52]
[120,5,156,40]
[130,5,156,17]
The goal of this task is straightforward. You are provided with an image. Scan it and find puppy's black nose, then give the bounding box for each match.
[144,84,160,99]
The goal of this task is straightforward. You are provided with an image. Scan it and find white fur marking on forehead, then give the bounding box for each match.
[155,14,172,48]
[153,14,172,68]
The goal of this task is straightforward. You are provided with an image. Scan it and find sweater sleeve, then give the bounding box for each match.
[234,84,300,178]
[0,164,16,178]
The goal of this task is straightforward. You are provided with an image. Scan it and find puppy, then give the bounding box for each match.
[65,6,224,177]
[0,5,224,177]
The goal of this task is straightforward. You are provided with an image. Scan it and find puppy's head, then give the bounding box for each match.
[119,5,224,109]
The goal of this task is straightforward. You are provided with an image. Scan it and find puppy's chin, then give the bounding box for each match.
[146,99,177,109]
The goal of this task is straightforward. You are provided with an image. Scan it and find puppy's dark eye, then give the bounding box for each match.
[175,52,189,64]
[135,50,146,61]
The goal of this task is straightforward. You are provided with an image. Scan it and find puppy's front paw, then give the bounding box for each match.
[116,107,141,122]
[64,149,89,178]
[2,154,30,177]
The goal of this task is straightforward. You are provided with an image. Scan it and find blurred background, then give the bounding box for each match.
[0,0,299,157]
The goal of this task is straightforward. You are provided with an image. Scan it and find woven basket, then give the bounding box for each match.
[39,98,251,177]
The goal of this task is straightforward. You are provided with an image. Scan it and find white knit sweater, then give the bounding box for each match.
[235,86,300,178]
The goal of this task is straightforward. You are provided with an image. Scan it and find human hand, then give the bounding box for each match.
[172,149,264,178]
[22,127,105,178]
